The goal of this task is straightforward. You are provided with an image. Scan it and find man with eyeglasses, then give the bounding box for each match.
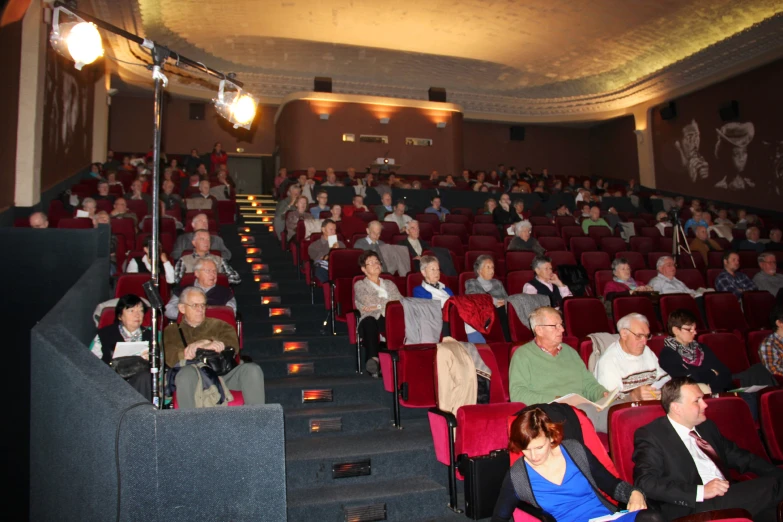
[509,306,610,430]
[163,286,264,409]
[753,253,783,297]
[164,258,236,320]
[594,313,667,402]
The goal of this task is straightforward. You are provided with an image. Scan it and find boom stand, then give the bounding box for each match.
[671,221,697,269]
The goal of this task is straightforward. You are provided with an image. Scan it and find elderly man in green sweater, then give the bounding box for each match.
[581,205,612,234]
[509,306,611,431]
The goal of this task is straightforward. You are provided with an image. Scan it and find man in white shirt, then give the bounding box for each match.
[126,238,177,284]
[648,256,699,297]
[633,376,783,521]
[594,313,666,401]
[384,200,412,232]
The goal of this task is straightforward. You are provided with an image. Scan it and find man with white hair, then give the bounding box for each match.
[171,213,231,260]
[397,220,429,271]
[594,313,667,401]
[384,199,412,232]
[174,230,240,284]
[737,226,765,253]
[164,258,236,319]
[753,253,783,297]
[320,168,342,187]
[648,256,699,297]
[163,286,264,409]
[354,221,386,253]
[29,211,49,229]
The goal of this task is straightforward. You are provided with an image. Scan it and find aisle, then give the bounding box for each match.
[227,195,474,521]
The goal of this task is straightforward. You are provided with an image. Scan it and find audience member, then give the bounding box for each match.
[759,305,783,378]
[688,226,722,265]
[125,179,152,212]
[172,214,231,260]
[412,255,453,306]
[284,196,314,246]
[330,203,342,222]
[344,194,368,217]
[603,258,653,298]
[633,376,783,521]
[211,170,234,200]
[110,198,138,226]
[93,180,115,204]
[186,180,217,210]
[658,309,732,393]
[89,294,152,401]
[508,220,545,254]
[174,230,241,284]
[354,221,386,259]
[523,256,572,309]
[79,197,97,218]
[320,169,342,187]
[483,198,498,215]
[594,313,666,401]
[714,208,734,227]
[375,192,394,220]
[309,190,329,218]
[512,199,528,221]
[184,148,203,173]
[209,142,228,174]
[342,167,357,185]
[163,287,264,409]
[737,226,764,252]
[765,228,783,251]
[308,219,344,283]
[753,253,783,296]
[425,196,450,221]
[384,200,412,233]
[180,172,201,198]
[126,237,176,284]
[465,255,511,341]
[87,162,104,180]
[354,251,403,377]
[654,211,672,235]
[273,167,288,194]
[273,184,301,236]
[139,201,182,232]
[493,194,518,229]
[164,258,236,320]
[103,150,120,172]
[648,256,701,297]
[581,206,611,234]
[160,179,182,210]
[714,251,757,299]
[396,220,428,271]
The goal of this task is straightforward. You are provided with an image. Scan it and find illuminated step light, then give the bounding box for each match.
[240,235,255,244]
[261,296,281,305]
[251,202,258,207]
[248,196,255,201]
[283,341,308,352]
[247,257,262,264]
[253,275,271,283]
[268,307,291,317]
[287,362,314,375]
[245,247,260,255]
[333,459,371,479]
[261,217,271,223]
[240,227,251,233]
[251,264,269,274]
[272,324,296,335]
[302,389,333,403]
[255,209,265,214]
[343,503,386,522]
[268,225,274,232]
[309,417,341,433]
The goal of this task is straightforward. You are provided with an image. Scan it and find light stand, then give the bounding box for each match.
[51,1,251,409]
[671,217,697,269]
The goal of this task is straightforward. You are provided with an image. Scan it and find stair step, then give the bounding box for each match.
[258,353,356,379]
[286,476,447,522]
[266,375,386,409]
[284,402,392,441]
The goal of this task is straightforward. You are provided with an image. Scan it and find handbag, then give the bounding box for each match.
[110,355,150,380]
[178,325,237,376]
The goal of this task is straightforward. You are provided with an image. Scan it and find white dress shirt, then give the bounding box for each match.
[648,275,697,297]
[667,416,725,502]
[522,278,572,300]
[126,254,176,284]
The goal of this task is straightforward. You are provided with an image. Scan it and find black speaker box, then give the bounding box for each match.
[510,126,526,141]
[719,100,739,122]
[660,102,677,121]
[428,87,447,103]
[189,103,205,121]
[314,77,332,93]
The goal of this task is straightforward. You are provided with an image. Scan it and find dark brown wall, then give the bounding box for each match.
[109,95,276,155]
[652,59,783,211]
[462,121,591,176]
[41,47,95,190]
[276,100,461,174]
[588,116,639,181]
[0,20,23,210]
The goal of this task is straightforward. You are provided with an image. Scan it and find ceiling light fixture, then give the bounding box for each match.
[213,80,258,130]
[49,6,104,70]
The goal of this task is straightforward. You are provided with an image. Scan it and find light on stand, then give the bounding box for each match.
[213,80,258,129]
[50,7,104,70]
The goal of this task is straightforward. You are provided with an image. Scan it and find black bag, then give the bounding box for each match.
[110,355,150,380]
[193,347,237,376]
[458,449,510,520]
[557,264,590,297]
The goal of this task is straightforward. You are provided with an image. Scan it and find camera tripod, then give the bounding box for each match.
[671,220,698,269]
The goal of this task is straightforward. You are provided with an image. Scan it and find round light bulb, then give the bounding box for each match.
[66,22,103,68]
[231,95,257,125]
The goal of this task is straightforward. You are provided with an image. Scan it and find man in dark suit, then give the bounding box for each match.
[633,376,783,521]
[397,220,429,272]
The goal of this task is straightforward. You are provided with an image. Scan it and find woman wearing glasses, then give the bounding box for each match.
[594,313,667,402]
[658,309,732,393]
[354,251,403,377]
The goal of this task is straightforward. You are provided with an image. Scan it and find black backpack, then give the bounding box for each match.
[557,264,590,297]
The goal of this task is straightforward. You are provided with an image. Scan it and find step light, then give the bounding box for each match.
[261,296,281,305]
[333,459,371,479]
[254,275,271,283]
[251,263,268,273]
[302,389,333,403]
[269,308,291,317]
[268,225,274,232]
[259,282,278,292]
[247,196,255,201]
[283,341,308,352]
[245,247,260,255]
[272,324,296,335]
[240,227,251,233]
[240,235,255,244]
[343,503,386,522]
[255,209,266,214]
[250,202,258,207]
[310,417,341,433]
[287,362,314,375]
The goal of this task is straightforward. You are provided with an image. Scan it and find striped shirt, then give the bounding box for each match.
[759,331,783,377]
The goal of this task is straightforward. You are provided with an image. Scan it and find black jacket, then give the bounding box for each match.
[658,344,733,392]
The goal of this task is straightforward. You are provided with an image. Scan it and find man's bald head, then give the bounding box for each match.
[29,212,48,229]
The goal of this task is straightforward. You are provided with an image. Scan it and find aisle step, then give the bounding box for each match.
[259,353,356,379]
[284,402,391,441]
[266,375,386,409]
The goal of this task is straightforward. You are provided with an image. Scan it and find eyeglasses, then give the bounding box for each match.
[678,326,697,334]
[183,303,207,310]
[539,324,564,330]
[623,328,652,340]
[364,260,381,267]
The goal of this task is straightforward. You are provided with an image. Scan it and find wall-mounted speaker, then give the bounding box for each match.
[428,87,447,103]
[314,77,332,93]
[189,103,205,121]
[719,100,739,122]
[660,102,677,121]
[510,126,526,141]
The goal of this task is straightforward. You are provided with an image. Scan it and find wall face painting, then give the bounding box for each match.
[653,59,783,210]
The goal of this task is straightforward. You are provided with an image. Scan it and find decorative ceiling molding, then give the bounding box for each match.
[87,0,783,120]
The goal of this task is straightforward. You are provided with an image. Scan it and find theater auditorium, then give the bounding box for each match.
[4,1,783,521]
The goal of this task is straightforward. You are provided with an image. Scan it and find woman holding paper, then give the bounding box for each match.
[89,294,152,401]
[492,408,662,522]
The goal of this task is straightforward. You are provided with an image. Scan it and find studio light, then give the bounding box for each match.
[214,80,258,130]
[50,7,104,70]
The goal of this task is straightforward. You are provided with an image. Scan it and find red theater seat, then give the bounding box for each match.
[660,294,706,330]
[742,291,776,331]
[570,237,598,262]
[745,329,772,366]
[564,298,615,342]
[507,270,535,294]
[697,333,750,375]
[600,237,627,258]
[629,236,656,256]
[612,296,663,333]
[760,389,783,461]
[537,236,567,252]
[616,251,646,272]
[115,273,169,303]
[57,217,93,229]
[704,292,749,336]
[506,251,536,273]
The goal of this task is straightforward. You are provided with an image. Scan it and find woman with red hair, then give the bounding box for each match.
[491,408,661,522]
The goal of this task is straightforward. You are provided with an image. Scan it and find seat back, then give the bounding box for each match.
[676,268,706,291]
[612,296,663,333]
[560,225,584,244]
[660,294,705,330]
[608,402,665,482]
[537,236,566,252]
[178,273,230,288]
[760,389,783,461]
[115,273,169,303]
[506,251,536,273]
[705,396,770,461]
[564,298,614,340]
[532,225,558,238]
[384,301,407,350]
[570,237,598,262]
[629,236,656,256]
[704,292,749,333]
[599,237,627,258]
[432,234,465,256]
[647,252,670,270]
[746,329,772,366]
[507,305,533,345]
[472,223,501,241]
[57,217,93,229]
[445,297,505,342]
[616,251,646,272]
[548,251,576,270]
[595,270,615,298]
[327,249,364,280]
[507,270,535,294]
[441,223,469,243]
[580,251,611,281]
[468,235,498,253]
[697,333,750,374]
[445,214,470,226]
[742,291,776,331]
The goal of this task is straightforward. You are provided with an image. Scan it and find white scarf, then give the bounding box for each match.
[424,281,450,307]
[367,278,388,299]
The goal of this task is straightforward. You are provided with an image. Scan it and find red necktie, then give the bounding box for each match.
[689,430,729,480]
